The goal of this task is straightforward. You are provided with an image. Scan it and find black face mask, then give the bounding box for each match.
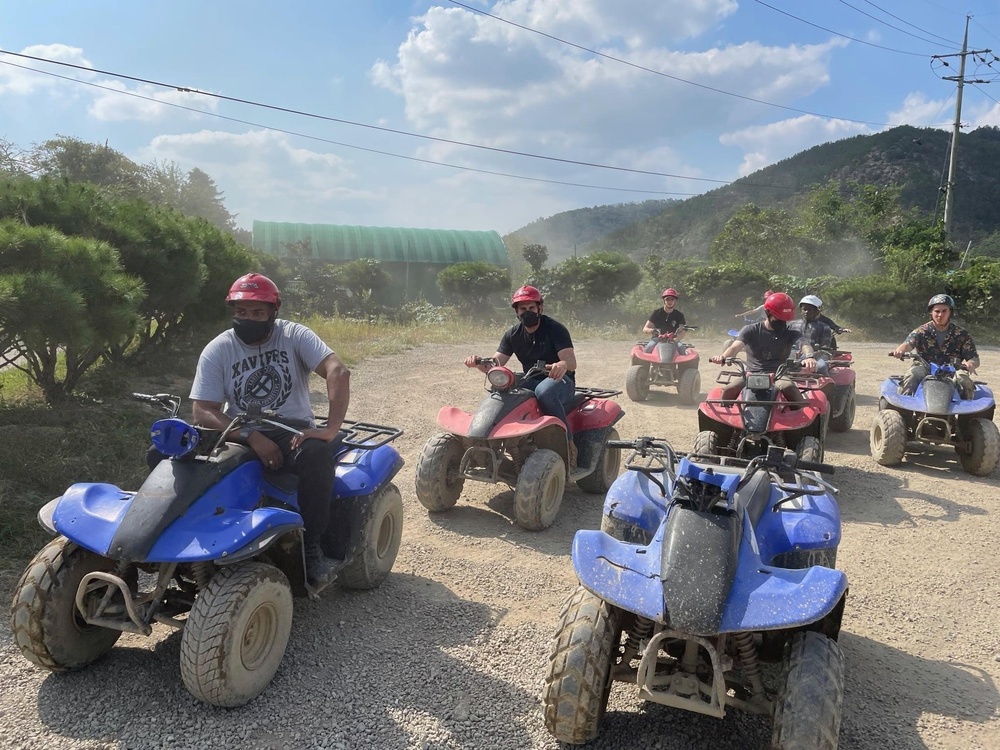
[519,310,540,327]
[770,318,787,332]
[232,317,274,344]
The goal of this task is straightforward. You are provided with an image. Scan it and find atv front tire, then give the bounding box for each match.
[957,417,1000,476]
[828,386,855,433]
[514,448,566,530]
[576,428,621,494]
[542,586,621,745]
[625,365,650,402]
[340,483,404,589]
[771,631,845,750]
[678,368,702,405]
[180,562,293,707]
[692,430,720,457]
[9,536,132,671]
[415,432,465,511]
[870,410,906,466]
[796,436,824,464]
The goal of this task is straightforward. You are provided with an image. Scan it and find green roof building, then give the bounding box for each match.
[251,221,510,303]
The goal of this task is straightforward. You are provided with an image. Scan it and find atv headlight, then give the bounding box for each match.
[747,373,772,391]
[487,366,516,391]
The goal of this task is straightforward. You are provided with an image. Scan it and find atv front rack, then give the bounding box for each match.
[574,386,622,401]
[317,418,404,449]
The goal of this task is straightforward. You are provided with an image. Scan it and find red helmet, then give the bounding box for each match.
[763,292,795,321]
[511,285,543,308]
[226,273,281,309]
[661,288,679,299]
[763,289,774,300]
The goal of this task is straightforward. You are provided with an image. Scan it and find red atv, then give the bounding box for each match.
[790,351,856,434]
[415,359,625,530]
[693,358,829,462]
[625,325,701,404]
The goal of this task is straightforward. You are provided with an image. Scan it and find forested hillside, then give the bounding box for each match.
[508,125,1000,260]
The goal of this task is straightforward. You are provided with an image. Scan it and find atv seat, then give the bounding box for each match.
[566,393,589,412]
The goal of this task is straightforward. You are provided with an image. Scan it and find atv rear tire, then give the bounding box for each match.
[9,536,131,671]
[415,432,465,512]
[828,386,855,433]
[514,448,566,530]
[625,365,650,402]
[678,368,702,405]
[957,417,1000,476]
[692,430,720,457]
[796,436,823,464]
[180,561,292,707]
[542,586,621,745]
[340,483,404,589]
[870,410,906,466]
[576,428,621,494]
[771,631,845,750]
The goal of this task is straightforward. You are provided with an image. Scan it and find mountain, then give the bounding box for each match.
[507,125,1000,262]
[504,199,675,262]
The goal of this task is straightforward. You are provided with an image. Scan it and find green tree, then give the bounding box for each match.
[710,203,804,274]
[522,243,548,275]
[0,221,144,401]
[179,167,237,232]
[29,136,147,200]
[437,262,511,312]
[549,252,641,304]
[332,259,392,319]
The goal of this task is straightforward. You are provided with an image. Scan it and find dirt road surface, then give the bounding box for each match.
[1,335,998,749]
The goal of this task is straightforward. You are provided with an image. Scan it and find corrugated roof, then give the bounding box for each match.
[252,221,509,266]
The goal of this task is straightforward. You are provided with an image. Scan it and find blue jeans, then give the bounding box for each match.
[527,375,577,440]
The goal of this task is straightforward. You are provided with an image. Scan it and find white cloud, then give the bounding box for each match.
[139,129,372,227]
[0,43,214,122]
[887,92,953,129]
[720,115,872,175]
[371,1,846,177]
[0,44,94,95]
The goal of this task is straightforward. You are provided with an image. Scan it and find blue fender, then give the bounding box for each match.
[754,492,842,565]
[572,510,847,633]
[879,377,995,415]
[602,470,670,538]
[334,444,403,498]
[52,482,134,557]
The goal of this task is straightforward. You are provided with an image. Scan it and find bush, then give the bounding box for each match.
[823,273,943,339]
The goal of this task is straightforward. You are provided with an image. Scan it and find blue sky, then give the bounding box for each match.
[3,0,1000,236]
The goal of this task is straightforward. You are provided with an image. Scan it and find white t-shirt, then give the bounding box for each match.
[190,319,334,423]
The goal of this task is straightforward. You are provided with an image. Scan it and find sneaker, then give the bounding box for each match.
[304,542,337,590]
[567,440,578,470]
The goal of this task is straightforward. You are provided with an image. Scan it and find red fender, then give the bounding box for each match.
[436,406,474,435]
[568,398,624,433]
[436,403,566,440]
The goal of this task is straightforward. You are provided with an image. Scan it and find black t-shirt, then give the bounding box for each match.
[498,315,575,379]
[817,314,843,334]
[737,322,805,372]
[647,308,686,334]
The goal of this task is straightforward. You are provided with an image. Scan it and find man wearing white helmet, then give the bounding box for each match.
[790,295,835,374]
[809,297,852,350]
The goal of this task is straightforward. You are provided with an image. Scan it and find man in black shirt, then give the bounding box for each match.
[710,292,817,403]
[642,287,687,355]
[790,295,834,375]
[465,285,578,463]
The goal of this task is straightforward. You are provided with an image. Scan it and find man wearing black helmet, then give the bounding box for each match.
[891,294,979,398]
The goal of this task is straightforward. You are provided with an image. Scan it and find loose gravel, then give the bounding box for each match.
[1,337,999,749]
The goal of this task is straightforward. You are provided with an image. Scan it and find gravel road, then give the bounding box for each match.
[1,335,999,749]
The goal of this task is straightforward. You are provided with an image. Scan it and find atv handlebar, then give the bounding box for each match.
[133,392,182,418]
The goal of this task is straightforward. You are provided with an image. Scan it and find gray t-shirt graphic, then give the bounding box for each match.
[190,319,334,424]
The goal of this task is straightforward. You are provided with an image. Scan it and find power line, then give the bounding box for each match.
[446,0,893,127]
[0,47,776,187]
[0,58,708,198]
[972,18,1000,48]
[750,0,933,57]
[836,0,957,47]
[855,0,959,46]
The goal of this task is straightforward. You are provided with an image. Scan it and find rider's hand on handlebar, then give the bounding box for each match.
[890,347,908,360]
[962,359,979,375]
[464,355,490,373]
[800,356,818,373]
[710,355,727,365]
[547,361,568,379]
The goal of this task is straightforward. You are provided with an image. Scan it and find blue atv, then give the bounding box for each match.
[871,353,1000,476]
[542,438,847,749]
[8,393,405,707]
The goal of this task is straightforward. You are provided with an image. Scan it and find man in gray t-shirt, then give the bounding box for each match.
[189,273,350,591]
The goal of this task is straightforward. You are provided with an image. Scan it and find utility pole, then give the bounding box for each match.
[935,16,992,240]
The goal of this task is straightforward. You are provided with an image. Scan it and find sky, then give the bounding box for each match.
[3,0,1000,237]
